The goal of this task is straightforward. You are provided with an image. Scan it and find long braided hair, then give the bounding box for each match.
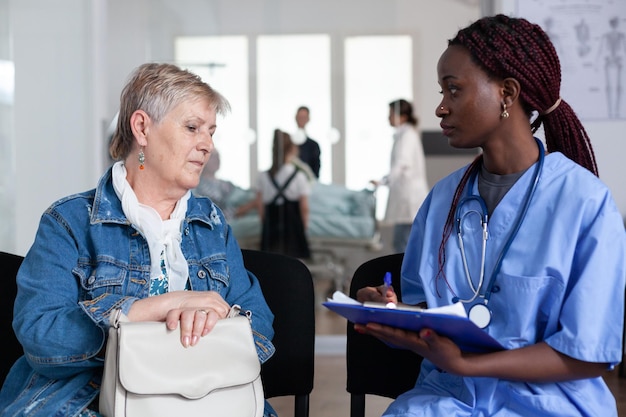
[435,14,599,293]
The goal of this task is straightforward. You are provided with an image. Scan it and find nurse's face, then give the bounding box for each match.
[435,45,504,149]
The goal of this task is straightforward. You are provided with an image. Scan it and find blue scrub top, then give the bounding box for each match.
[391,152,625,417]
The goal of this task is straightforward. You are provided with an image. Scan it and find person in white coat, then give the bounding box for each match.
[372,99,429,253]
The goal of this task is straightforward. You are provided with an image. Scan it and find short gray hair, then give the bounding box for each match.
[109,63,230,160]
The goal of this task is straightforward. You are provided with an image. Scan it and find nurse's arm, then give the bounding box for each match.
[356,323,608,382]
[457,341,608,382]
[417,328,608,382]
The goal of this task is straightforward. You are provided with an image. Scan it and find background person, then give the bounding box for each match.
[356,14,625,417]
[371,98,429,253]
[0,63,276,417]
[240,129,311,259]
[292,105,321,179]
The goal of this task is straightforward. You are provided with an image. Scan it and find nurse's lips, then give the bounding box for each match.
[440,123,454,137]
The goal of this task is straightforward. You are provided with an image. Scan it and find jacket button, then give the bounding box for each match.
[87,275,96,285]
[197,270,207,279]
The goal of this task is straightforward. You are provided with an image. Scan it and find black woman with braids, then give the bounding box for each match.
[355,14,625,416]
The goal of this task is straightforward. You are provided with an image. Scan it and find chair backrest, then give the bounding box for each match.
[241,249,315,417]
[346,252,423,417]
[0,251,25,386]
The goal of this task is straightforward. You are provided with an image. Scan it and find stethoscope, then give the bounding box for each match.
[454,138,544,329]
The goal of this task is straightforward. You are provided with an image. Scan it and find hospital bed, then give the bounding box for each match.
[223,182,384,292]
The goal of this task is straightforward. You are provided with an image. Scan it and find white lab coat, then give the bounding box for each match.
[382,123,429,225]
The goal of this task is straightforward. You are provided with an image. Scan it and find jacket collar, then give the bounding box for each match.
[90,166,215,228]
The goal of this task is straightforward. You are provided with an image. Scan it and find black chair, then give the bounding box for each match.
[346,253,423,417]
[241,249,315,417]
[0,251,25,386]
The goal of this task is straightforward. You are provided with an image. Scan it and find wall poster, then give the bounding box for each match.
[517,0,626,121]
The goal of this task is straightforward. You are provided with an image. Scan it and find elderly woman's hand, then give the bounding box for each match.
[165,291,231,347]
[128,290,231,348]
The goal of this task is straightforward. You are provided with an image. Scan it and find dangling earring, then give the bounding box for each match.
[138,148,145,170]
[500,102,510,119]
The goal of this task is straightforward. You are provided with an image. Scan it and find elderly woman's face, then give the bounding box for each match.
[146,98,216,194]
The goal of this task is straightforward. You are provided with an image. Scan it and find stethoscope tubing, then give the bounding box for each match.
[455,198,488,303]
[454,138,545,307]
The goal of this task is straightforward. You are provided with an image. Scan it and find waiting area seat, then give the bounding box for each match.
[345,253,423,417]
[242,249,316,417]
[0,251,24,386]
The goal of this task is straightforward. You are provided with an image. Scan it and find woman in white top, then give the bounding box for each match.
[372,99,429,253]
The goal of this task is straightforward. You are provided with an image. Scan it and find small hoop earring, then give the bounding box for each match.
[138,148,145,170]
[500,103,510,119]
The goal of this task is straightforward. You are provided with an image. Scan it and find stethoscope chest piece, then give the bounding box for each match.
[468,303,491,329]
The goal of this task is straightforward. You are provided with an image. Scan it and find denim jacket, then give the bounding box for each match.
[0,167,276,417]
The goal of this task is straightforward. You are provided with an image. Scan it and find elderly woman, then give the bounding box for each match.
[0,63,276,417]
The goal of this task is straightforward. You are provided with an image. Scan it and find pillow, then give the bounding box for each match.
[351,189,376,217]
[309,183,354,215]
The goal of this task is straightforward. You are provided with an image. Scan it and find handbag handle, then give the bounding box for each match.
[110,304,249,329]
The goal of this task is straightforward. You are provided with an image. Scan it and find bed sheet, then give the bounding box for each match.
[227,182,377,240]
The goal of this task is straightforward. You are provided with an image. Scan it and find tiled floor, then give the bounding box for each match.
[267,279,626,417]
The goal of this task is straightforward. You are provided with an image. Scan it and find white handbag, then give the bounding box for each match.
[99,305,264,417]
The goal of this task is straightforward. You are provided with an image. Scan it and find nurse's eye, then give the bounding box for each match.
[438,84,458,97]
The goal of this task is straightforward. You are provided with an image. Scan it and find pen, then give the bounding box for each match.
[382,271,392,299]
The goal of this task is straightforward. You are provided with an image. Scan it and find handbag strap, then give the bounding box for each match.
[228,304,250,319]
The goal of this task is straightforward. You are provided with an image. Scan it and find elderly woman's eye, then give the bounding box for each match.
[187,125,197,132]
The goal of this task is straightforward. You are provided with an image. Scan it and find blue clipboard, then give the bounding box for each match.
[323,302,504,353]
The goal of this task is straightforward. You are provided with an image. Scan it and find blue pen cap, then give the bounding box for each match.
[384,271,392,287]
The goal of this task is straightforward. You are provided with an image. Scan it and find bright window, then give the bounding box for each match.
[344,35,413,218]
[175,36,252,188]
[257,34,332,183]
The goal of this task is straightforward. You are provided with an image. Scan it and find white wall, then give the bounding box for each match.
[10,0,105,255]
[499,0,626,220]
[5,0,483,255]
[4,0,625,255]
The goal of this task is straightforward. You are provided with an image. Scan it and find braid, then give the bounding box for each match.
[541,100,598,176]
[450,14,598,177]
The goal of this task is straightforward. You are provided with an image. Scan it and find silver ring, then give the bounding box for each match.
[197,309,208,315]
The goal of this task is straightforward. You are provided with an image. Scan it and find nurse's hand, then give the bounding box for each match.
[356,285,398,304]
[353,323,469,374]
